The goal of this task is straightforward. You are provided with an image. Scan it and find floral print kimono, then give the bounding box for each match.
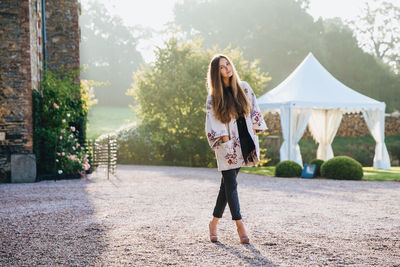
[205,81,268,171]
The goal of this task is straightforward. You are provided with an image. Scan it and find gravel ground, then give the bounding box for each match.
[1,165,400,266]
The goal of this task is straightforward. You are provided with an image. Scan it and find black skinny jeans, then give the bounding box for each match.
[212,168,242,220]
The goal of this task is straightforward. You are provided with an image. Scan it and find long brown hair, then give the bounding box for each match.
[207,54,250,123]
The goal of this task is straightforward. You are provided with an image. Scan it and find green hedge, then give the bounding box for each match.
[275,160,302,177]
[320,156,363,180]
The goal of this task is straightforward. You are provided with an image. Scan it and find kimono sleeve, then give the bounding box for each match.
[242,81,268,131]
[205,96,229,150]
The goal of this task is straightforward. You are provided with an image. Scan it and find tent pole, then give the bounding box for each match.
[324,109,328,160]
[288,103,292,161]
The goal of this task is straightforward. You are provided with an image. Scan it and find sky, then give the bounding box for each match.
[82,0,397,62]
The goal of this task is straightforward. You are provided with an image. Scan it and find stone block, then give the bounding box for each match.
[11,154,36,183]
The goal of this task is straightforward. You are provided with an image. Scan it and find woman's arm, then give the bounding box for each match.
[205,96,229,149]
[221,135,229,142]
[243,82,268,132]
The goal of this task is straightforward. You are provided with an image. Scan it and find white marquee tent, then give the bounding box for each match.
[257,53,391,170]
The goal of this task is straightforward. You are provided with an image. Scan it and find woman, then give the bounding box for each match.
[205,54,267,244]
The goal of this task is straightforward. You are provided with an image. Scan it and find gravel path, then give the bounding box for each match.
[1,165,400,266]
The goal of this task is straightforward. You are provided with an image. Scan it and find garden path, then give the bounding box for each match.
[1,165,399,266]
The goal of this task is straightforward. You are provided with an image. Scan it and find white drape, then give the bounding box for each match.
[308,109,343,161]
[280,105,312,166]
[362,109,391,170]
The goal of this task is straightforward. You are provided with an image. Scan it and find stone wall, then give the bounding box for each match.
[0,0,80,182]
[264,112,400,138]
[45,0,80,71]
[0,0,35,182]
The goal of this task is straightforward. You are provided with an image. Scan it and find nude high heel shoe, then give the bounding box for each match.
[209,222,218,242]
[237,226,250,244]
[239,234,250,244]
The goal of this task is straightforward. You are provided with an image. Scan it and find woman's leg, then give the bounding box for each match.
[221,168,242,220]
[210,168,241,233]
[212,175,227,218]
[210,168,248,242]
[210,176,226,241]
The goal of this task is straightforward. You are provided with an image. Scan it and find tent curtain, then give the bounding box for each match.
[308,109,343,161]
[279,105,312,166]
[362,109,391,170]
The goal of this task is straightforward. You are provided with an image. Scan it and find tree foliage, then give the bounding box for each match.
[349,0,400,72]
[173,0,400,112]
[174,0,321,89]
[317,19,400,112]
[80,1,146,106]
[125,38,270,166]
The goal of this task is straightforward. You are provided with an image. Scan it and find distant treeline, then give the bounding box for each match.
[174,0,400,112]
[80,0,400,111]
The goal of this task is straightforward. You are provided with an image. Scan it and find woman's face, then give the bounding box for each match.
[219,57,233,80]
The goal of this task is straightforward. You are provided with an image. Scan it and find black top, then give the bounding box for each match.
[224,85,256,163]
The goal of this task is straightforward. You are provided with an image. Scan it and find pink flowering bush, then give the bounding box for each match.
[55,115,90,177]
[33,70,97,179]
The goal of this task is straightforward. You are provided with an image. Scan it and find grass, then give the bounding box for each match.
[86,106,136,139]
[241,166,275,176]
[241,166,400,181]
[362,167,400,181]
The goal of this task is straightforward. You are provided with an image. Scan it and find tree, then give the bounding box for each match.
[173,0,322,89]
[349,0,400,72]
[173,0,400,112]
[80,1,147,106]
[318,18,400,112]
[126,38,270,166]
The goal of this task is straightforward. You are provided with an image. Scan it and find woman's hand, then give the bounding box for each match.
[253,129,257,135]
[221,135,229,143]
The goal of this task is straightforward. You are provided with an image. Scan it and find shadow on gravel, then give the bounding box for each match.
[214,242,277,266]
[0,178,107,266]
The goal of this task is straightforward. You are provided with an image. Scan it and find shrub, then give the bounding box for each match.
[126,37,270,167]
[33,69,96,178]
[310,159,324,177]
[275,160,302,177]
[257,133,271,167]
[320,156,363,180]
[116,124,158,165]
[261,135,279,166]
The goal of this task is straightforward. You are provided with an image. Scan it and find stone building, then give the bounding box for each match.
[0,0,80,182]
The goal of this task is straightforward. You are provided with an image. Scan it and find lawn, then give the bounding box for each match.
[362,167,400,181]
[86,106,136,139]
[241,166,400,181]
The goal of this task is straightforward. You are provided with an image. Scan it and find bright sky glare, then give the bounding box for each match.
[100,0,178,29]
[308,0,366,20]
[82,0,398,62]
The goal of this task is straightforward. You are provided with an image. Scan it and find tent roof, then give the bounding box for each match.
[257,53,385,112]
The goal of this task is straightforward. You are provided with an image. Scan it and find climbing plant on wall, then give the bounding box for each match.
[33,69,96,178]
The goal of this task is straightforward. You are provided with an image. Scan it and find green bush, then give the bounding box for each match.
[126,37,270,167]
[33,69,95,178]
[116,124,158,165]
[320,156,363,180]
[310,159,324,177]
[275,160,302,177]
